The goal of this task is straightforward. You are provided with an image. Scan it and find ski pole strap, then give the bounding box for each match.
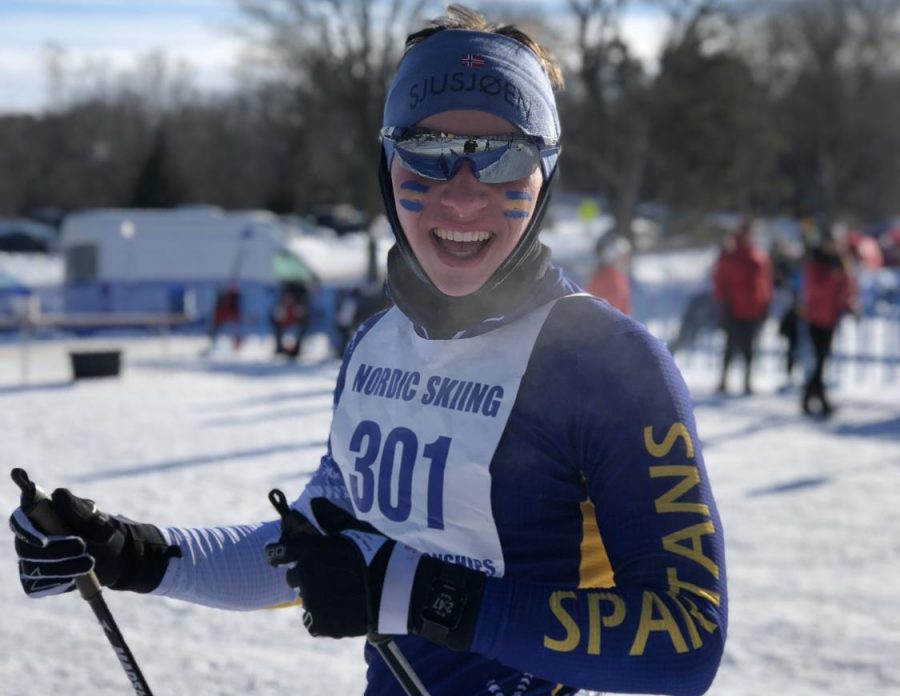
[368,634,432,696]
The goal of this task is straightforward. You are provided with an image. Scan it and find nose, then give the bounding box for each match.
[438,160,489,218]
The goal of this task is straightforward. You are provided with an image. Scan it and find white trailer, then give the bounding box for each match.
[61,207,315,284]
[59,207,317,332]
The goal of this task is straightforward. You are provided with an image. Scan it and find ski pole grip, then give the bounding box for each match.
[10,468,103,600]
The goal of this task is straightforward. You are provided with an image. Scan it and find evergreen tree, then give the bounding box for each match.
[130,126,185,208]
[650,35,781,217]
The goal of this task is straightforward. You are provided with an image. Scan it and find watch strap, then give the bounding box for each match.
[411,556,486,651]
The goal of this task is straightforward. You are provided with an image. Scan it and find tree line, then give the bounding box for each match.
[1,0,898,244]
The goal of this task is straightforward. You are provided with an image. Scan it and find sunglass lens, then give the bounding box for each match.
[396,148,449,179]
[476,143,541,184]
[395,138,541,184]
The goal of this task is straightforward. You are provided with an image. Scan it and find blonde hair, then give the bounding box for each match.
[404,4,564,91]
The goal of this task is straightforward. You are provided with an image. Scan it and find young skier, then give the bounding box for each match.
[10,6,727,694]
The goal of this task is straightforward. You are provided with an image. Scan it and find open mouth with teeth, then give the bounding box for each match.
[432,228,495,261]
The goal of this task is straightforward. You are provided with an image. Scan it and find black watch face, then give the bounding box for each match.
[424,581,465,627]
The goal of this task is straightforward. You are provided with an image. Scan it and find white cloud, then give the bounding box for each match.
[0,9,242,112]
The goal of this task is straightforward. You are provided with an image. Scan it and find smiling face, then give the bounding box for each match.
[390,110,544,297]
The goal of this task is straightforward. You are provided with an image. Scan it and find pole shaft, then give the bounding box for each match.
[87,595,154,696]
[369,636,431,696]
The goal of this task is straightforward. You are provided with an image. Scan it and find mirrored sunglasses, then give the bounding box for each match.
[381,127,560,184]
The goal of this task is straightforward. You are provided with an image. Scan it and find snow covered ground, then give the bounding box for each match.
[1,286,899,694]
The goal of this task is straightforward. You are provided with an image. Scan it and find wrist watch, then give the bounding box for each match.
[418,564,470,642]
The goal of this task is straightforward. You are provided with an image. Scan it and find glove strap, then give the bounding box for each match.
[377,544,421,635]
[110,522,182,593]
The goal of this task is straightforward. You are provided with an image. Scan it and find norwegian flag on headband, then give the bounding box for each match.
[460,54,485,68]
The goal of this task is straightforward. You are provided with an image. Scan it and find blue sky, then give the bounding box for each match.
[0,0,243,112]
[0,1,665,114]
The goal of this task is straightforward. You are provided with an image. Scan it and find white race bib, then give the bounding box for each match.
[330,303,558,578]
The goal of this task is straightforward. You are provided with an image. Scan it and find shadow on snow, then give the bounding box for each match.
[747,476,831,497]
[75,440,328,483]
[199,404,332,429]
[130,355,341,381]
[0,380,75,396]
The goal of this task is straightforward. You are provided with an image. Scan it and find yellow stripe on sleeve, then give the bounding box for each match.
[578,499,615,589]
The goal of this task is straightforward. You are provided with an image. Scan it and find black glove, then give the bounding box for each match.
[10,488,181,598]
[265,494,486,651]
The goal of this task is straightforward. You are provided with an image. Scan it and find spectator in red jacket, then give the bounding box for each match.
[713,219,773,394]
[586,236,632,315]
[270,281,314,360]
[801,236,858,417]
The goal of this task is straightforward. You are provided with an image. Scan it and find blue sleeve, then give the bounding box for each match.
[471,300,727,695]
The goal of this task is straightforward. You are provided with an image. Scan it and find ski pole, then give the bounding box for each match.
[11,468,155,696]
[368,633,432,696]
[267,490,430,696]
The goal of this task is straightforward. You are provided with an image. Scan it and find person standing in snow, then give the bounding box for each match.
[206,285,242,351]
[712,219,773,395]
[271,281,316,359]
[10,6,727,695]
[801,234,858,417]
[770,236,803,388]
[586,235,632,315]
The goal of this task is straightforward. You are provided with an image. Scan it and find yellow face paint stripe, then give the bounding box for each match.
[505,199,531,210]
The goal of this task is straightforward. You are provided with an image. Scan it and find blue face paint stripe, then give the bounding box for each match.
[399,200,424,212]
[505,190,532,201]
[504,210,530,219]
[398,180,428,213]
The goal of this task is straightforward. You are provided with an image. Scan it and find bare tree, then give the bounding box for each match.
[4,0,896,230]
[557,0,651,244]
[0,115,43,216]
[6,50,202,214]
[166,88,309,210]
[41,46,197,119]
[758,0,900,224]
[234,0,433,215]
[23,96,153,212]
